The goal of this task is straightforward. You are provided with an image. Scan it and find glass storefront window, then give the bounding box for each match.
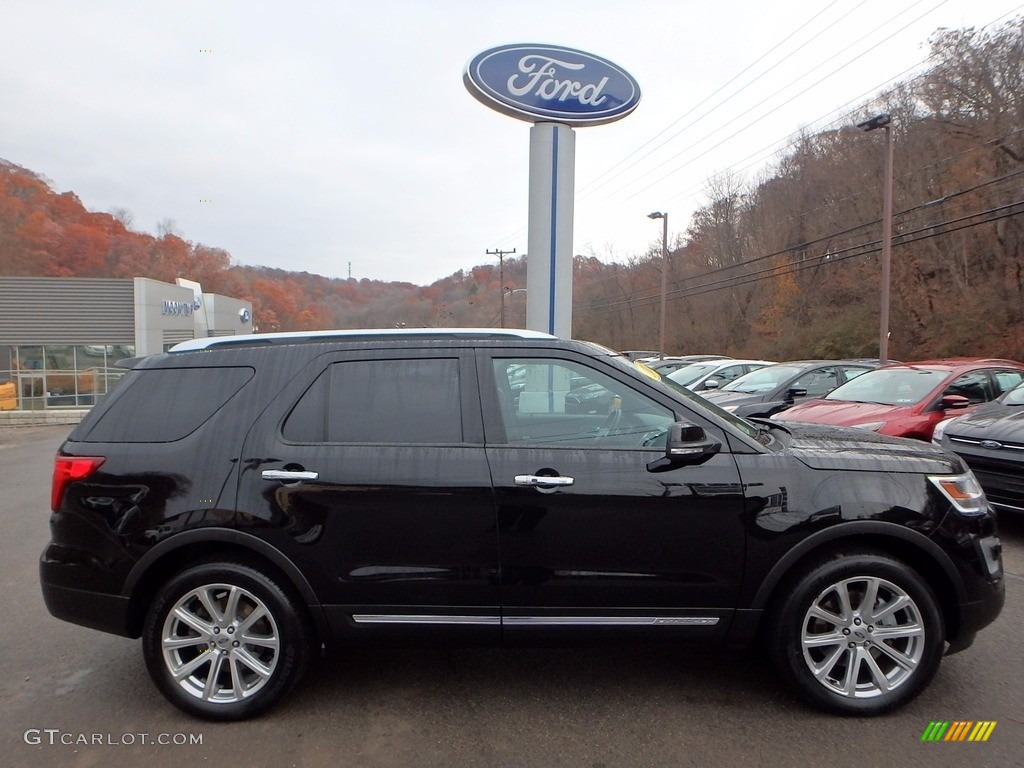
[1,344,137,410]
[17,346,43,371]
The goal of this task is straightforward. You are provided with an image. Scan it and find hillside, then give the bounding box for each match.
[1,18,1021,360]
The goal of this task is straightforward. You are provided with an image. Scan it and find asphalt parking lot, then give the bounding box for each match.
[2,426,1022,768]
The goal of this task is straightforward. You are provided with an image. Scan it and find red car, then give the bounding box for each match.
[773,358,1024,440]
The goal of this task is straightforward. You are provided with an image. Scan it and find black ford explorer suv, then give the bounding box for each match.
[41,329,1004,720]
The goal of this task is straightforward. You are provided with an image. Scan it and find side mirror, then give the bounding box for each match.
[648,422,721,471]
[702,378,720,390]
[940,394,971,410]
[784,387,808,402]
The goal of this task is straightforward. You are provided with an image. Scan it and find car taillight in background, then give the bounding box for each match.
[51,456,105,511]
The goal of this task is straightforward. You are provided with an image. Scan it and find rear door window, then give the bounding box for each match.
[791,367,839,397]
[944,371,993,404]
[283,358,463,444]
[993,369,1024,396]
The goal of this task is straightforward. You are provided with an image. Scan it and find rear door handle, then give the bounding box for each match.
[262,469,319,482]
[514,474,574,487]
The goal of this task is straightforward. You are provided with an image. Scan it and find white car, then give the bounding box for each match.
[666,359,777,393]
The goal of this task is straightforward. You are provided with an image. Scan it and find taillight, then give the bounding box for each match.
[51,456,105,511]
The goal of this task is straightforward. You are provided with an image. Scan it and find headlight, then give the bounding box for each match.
[722,405,739,413]
[851,421,885,431]
[928,473,989,515]
[932,418,955,445]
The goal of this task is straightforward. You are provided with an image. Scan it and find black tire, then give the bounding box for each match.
[767,550,945,716]
[142,560,314,721]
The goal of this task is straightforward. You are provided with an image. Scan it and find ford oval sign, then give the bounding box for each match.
[464,44,640,126]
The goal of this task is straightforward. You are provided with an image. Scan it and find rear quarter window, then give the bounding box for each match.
[77,367,254,443]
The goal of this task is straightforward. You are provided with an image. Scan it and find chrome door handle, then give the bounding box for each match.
[261,469,319,482]
[514,474,574,487]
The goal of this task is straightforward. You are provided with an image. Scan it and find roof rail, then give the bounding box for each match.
[169,327,556,352]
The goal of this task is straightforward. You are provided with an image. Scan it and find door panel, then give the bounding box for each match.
[237,351,500,642]
[482,354,747,639]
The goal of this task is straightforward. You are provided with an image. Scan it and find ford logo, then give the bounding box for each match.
[464,44,640,126]
[979,439,1003,450]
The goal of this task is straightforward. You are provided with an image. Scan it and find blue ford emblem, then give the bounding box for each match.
[979,439,1003,450]
[464,44,640,126]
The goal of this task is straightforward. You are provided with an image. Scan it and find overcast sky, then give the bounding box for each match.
[2,0,1020,286]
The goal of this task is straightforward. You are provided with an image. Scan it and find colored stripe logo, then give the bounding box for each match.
[921,721,997,742]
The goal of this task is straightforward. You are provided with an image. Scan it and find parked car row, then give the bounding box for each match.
[773,359,1024,440]
[640,354,732,375]
[631,351,1024,515]
[701,360,881,417]
[664,358,777,393]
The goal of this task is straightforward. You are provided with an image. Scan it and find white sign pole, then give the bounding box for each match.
[526,122,575,338]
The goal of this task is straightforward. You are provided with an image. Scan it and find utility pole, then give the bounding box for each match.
[857,113,894,365]
[487,248,516,327]
[647,212,669,359]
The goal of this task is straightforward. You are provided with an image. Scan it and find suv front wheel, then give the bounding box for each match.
[142,560,313,720]
[769,550,945,715]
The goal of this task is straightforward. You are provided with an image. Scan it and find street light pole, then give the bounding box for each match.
[857,114,894,365]
[648,211,668,359]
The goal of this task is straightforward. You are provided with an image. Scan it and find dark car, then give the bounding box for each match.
[701,360,879,418]
[775,359,1024,441]
[42,330,1004,720]
[933,379,1024,515]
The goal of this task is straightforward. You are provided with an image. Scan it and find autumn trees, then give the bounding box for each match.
[0,17,1021,360]
[592,16,1024,361]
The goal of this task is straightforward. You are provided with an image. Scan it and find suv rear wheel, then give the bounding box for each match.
[142,560,313,720]
[769,550,944,715]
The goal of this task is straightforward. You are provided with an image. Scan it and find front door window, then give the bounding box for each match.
[492,358,674,449]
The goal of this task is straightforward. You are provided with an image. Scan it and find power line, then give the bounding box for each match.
[490,6,1024,264]
[616,0,953,203]
[574,171,1024,314]
[573,0,857,200]
[575,200,1023,315]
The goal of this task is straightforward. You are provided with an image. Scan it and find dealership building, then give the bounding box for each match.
[0,276,253,412]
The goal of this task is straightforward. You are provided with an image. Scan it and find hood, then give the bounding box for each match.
[776,399,911,426]
[784,423,963,474]
[946,403,1024,443]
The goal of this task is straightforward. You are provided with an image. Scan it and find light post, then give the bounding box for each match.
[502,287,527,328]
[647,211,669,359]
[857,113,894,365]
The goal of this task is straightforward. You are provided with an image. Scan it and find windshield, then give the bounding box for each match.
[824,367,946,405]
[667,363,717,388]
[722,365,801,394]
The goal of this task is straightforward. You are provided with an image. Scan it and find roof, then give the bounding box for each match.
[169,328,556,353]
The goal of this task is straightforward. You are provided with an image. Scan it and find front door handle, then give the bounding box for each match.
[514,474,574,487]
[262,469,319,482]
